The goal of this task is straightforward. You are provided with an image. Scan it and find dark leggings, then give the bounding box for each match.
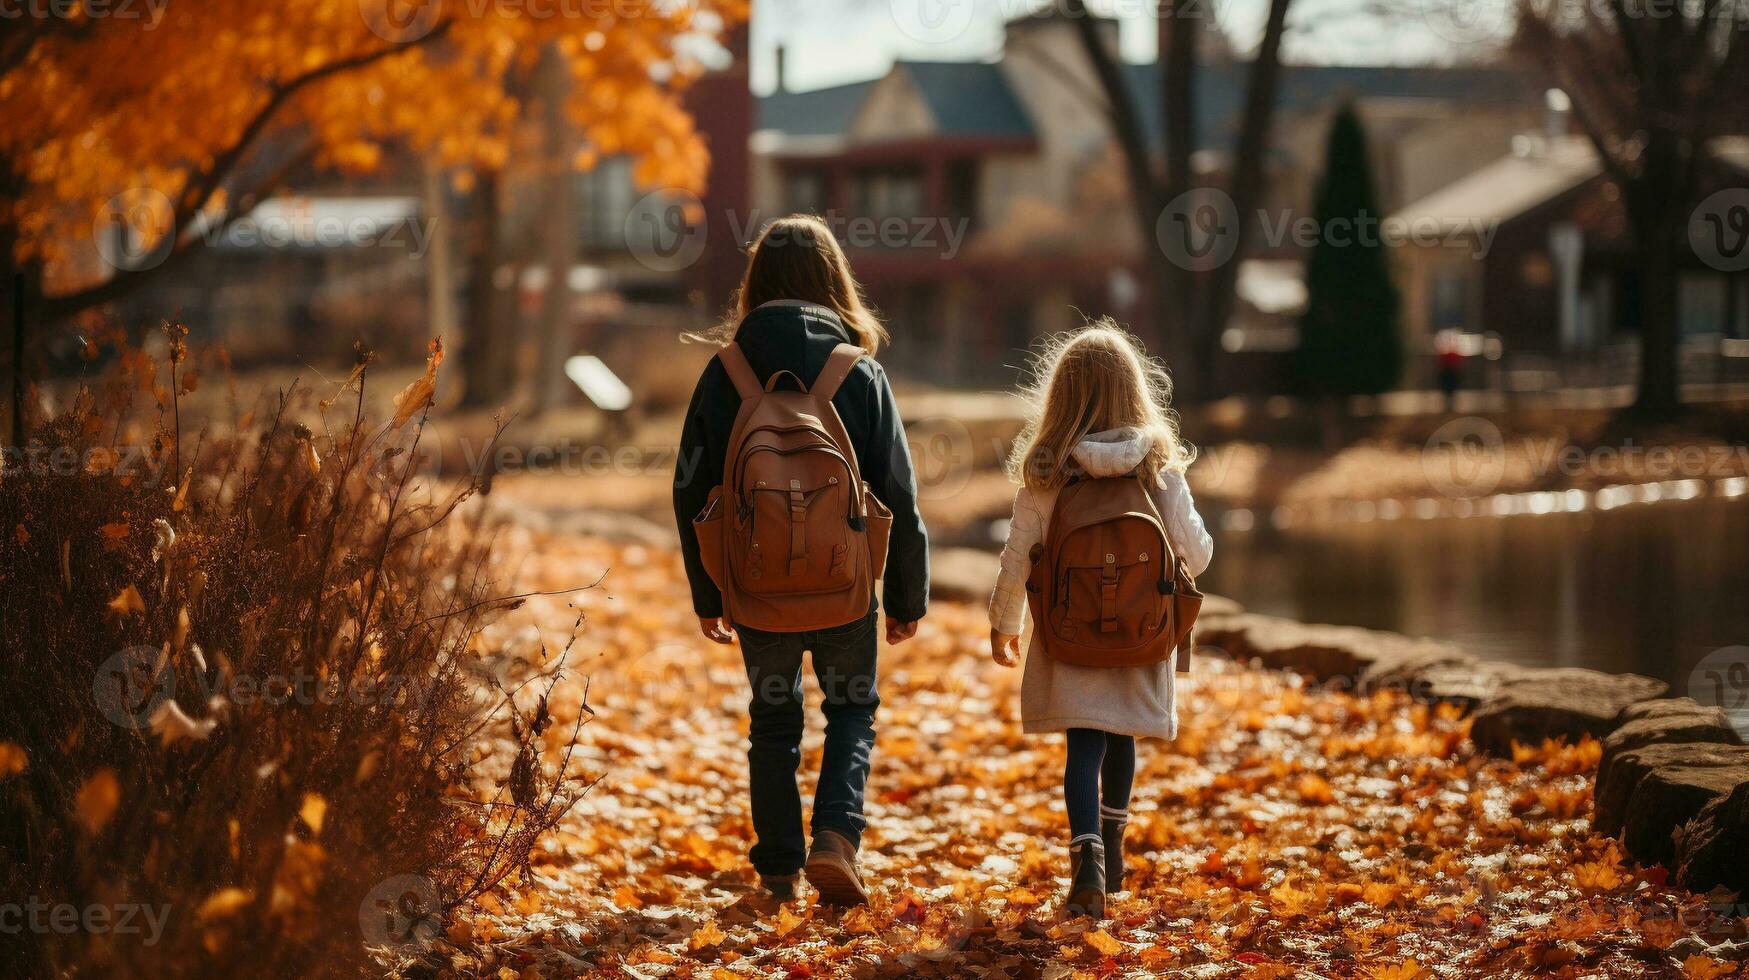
[1064,728,1136,838]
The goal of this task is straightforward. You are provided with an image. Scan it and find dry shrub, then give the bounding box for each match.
[0,327,590,977]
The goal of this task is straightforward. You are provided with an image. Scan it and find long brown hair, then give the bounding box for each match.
[696,215,889,353]
[1007,320,1194,492]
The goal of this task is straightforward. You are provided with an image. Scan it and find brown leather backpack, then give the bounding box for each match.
[691,342,893,632]
[1025,473,1202,670]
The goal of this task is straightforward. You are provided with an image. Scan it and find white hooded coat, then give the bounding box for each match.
[988,427,1214,741]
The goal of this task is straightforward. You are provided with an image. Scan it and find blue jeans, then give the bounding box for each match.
[735,608,880,877]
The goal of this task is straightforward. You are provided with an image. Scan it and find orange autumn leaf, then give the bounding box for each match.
[688,921,727,950]
[1367,960,1429,980]
[772,904,805,938]
[1680,955,1736,980]
[1085,928,1123,956]
[0,742,26,780]
[197,887,253,922]
[107,584,145,617]
[390,338,445,429]
[1297,773,1336,805]
[74,769,121,835]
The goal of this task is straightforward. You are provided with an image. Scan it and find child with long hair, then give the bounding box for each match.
[988,321,1212,917]
[673,215,929,906]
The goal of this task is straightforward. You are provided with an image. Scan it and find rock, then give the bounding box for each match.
[1468,668,1668,756]
[1194,613,1472,693]
[1591,741,1749,864]
[1411,661,1526,709]
[929,548,1001,604]
[1599,698,1742,793]
[1676,778,1749,895]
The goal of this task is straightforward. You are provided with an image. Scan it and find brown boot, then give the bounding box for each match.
[760,873,797,900]
[803,829,869,907]
[1065,835,1106,919]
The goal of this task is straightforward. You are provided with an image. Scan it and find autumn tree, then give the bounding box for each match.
[1515,0,1749,417]
[1294,104,1401,401]
[0,0,747,433]
[1062,0,1293,402]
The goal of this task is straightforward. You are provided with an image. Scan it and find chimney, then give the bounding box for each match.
[775,44,788,94]
[1545,88,1571,140]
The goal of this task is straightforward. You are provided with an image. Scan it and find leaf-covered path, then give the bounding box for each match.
[432,526,1744,980]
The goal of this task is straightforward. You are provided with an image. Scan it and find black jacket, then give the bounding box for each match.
[672,303,929,624]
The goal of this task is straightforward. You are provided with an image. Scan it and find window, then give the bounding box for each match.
[579,156,634,250]
[852,166,923,222]
[1679,273,1728,337]
[1429,270,1472,332]
[784,168,826,214]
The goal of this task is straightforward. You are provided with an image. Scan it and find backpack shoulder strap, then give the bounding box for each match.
[717,343,762,400]
[809,343,864,401]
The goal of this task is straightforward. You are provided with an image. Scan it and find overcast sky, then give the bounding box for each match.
[747,0,1511,93]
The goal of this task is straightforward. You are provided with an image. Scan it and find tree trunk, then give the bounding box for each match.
[1159,1,1198,354]
[459,166,515,409]
[1201,0,1293,397]
[1633,222,1681,417]
[1627,127,1686,418]
[531,44,576,416]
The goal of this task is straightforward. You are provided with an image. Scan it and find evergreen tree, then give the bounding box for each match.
[1295,103,1403,397]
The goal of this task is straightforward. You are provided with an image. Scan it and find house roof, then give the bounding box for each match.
[897,61,1036,139]
[1120,62,1537,152]
[760,61,1033,141]
[1389,136,1601,232]
[759,58,1535,151]
[758,79,876,136]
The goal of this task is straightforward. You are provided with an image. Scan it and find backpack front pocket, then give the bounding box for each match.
[740,474,853,594]
[692,486,727,590]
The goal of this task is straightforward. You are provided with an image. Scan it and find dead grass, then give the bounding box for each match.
[0,327,592,977]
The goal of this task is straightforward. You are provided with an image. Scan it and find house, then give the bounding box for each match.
[750,11,1545,385]
[1391,134,1749,388]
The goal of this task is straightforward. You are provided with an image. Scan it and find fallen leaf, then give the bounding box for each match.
[74,769,120,835]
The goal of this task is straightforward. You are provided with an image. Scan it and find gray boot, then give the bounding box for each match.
[1065,834,1106,918]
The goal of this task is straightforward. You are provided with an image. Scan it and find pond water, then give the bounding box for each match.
[1196,497,1749,705]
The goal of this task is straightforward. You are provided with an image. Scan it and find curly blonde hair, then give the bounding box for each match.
[1007,319,1195,492]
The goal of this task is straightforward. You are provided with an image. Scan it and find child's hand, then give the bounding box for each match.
[698,616,736,645]
[885,619,919,645]
[990,630,1021,667]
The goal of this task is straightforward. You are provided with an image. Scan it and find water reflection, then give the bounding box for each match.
[1199,497,1749,694]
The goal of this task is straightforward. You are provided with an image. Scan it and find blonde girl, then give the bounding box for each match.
[988,321,1212,918]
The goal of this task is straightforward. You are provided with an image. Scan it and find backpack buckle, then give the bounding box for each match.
[1100,563,1119,632]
